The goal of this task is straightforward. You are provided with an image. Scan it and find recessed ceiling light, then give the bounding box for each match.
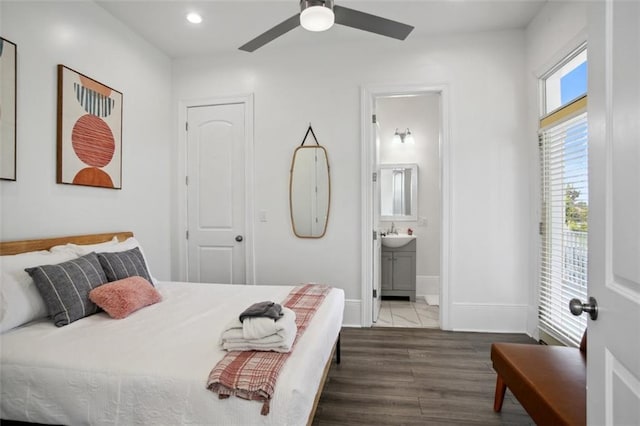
[186,12,202,24]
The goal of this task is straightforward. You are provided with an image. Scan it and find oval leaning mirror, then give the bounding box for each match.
[289,126,331,238]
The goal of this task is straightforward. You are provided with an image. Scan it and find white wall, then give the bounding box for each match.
[0,1,173,279]
[377,94,441,295]
[0,2,539,330]
[525,1,588,338]
[173,30,532,331]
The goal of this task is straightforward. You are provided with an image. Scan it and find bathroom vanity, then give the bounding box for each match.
[381,238,416,301]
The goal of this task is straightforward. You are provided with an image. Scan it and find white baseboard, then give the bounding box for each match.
[344,297,528,333]
[342,299,362,327]
[416,275,440,297]
[449,302,528,333]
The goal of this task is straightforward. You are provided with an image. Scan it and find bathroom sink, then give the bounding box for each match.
[381,234,416,248]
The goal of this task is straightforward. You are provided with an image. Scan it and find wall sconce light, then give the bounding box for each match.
[393,128,415,144]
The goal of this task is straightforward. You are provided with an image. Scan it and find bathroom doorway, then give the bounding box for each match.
[360,85,450,329]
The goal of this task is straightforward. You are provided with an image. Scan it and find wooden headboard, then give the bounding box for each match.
[0,232,133,256]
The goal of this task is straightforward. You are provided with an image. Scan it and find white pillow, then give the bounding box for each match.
[0,249,79,333]
[49,236,119,255]
[92,236,141,253]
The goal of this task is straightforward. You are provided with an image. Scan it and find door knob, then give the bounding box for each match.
[235,235,243,242]
[569,297,598,320]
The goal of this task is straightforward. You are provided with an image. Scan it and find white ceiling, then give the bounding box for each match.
[95,0,547,58]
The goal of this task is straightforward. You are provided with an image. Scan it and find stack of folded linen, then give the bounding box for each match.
[220,301,298,353]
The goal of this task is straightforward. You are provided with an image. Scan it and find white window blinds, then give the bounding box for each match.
[539,109,588,346]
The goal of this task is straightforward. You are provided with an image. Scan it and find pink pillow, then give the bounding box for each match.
[89,276,161,319]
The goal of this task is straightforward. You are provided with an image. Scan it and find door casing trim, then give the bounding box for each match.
[177,94,255,285]
[360,84,451,328]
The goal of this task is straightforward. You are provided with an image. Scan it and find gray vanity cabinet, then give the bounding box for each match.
[381,239,416,301]
[381,252,394,291]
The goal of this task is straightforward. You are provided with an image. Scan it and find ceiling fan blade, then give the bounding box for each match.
[333,5,414,40]
[239,14,301,52]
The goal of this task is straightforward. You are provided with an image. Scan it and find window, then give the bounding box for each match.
[542,43,587,116]
[538,45,588,347]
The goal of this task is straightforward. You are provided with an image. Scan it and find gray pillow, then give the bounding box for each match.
[25,252,108,327]
[97,247,153,284]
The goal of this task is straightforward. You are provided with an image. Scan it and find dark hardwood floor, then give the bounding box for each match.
[313,327,536,426]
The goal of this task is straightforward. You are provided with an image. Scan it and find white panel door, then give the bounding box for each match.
[587,1,640,424]
[187,103,245,284]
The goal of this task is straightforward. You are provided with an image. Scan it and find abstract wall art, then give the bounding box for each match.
[57,65,122,189]
[0,37,17,181]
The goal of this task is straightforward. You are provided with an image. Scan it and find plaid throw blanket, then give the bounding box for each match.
[206,284,332,415]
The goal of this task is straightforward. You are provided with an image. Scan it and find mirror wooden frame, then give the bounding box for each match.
[0,37,17,181]
[289,126,331,238]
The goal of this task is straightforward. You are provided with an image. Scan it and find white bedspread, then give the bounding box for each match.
[0,282,344,426]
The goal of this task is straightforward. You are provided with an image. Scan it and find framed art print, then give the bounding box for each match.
[57,65,122,189]
[0,37,17,181]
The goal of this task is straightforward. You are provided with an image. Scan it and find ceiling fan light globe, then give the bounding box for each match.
[300,6,335,32]
[186,12,202,24]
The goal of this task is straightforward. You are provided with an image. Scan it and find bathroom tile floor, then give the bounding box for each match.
[374,297,440,328]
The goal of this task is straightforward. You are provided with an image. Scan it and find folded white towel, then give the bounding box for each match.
[243,307,296,340]
[222,329,296,353]
[222,343,291,353]
[219,307,297,352]
[222,332,284,345]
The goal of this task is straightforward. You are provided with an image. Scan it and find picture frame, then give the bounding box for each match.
[0,37,17,181]
[57,65,122,189]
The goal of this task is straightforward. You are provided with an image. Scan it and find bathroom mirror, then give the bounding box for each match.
[379,163,418,221]
[289,145,330,238]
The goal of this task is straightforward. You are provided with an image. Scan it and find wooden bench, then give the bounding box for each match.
[490,332,587,426]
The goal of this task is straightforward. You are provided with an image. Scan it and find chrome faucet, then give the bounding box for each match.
[390,222,397,234]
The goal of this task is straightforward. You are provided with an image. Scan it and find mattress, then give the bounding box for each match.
[0,282,345,426]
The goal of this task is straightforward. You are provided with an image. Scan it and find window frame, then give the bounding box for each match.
[537,44,589,347]
[539,42,588,119]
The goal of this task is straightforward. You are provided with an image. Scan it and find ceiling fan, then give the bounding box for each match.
[239,0,414,52]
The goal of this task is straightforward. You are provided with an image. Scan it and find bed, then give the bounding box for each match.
[0,232,344,426]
